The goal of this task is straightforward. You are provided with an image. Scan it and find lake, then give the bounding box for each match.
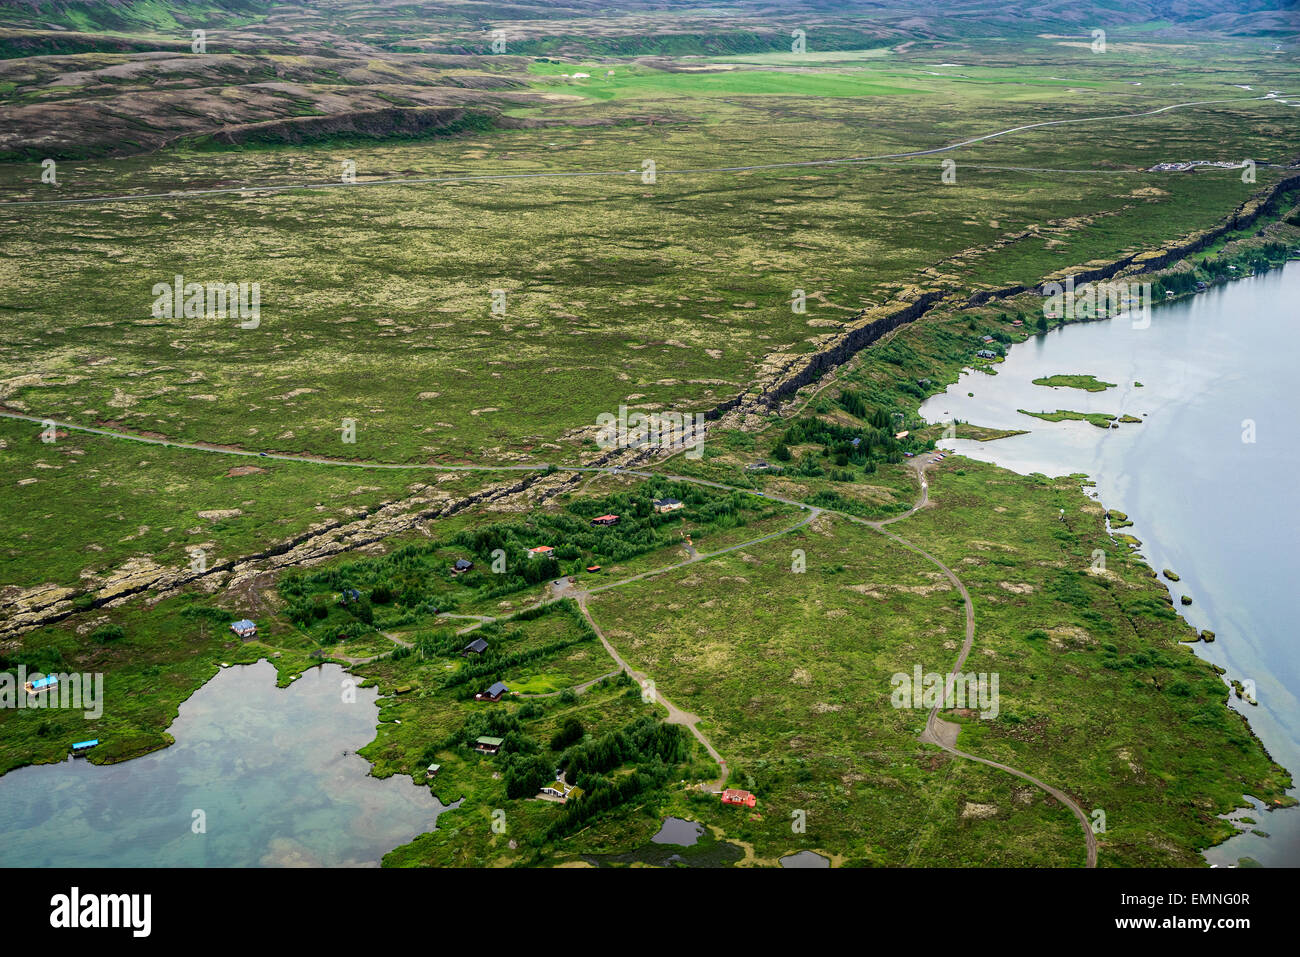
[919,262,1300,866]
[0,660,449,867]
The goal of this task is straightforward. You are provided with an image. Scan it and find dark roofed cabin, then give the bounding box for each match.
[463,637,489,657]
[452,558,474,574]
[476,681,509,702]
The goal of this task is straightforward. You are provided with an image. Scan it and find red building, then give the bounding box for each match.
[721,788,757,808]
[591,514,620,526]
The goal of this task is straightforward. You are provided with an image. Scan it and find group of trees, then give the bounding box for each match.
[503,753,554,799]
[545,764,675,840]
[550,717,584,751]
[1152,242,1293,300]
[443,632,592,691]
[558,715,692,781]
[274,482,773,651]
[456,483,760,573]
[777,412,905,479]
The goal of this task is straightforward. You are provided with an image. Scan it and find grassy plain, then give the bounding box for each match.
[0,30,1296,866]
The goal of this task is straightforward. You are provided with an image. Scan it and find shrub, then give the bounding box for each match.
[91,624,125,643]
[551,718,585,751]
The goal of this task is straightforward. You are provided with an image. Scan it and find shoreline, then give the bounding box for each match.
[927,261,1300,863]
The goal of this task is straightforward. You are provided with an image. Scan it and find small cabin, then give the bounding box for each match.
[590,514,620,527]
[721,788,757,808]
[230,619,257,639]
[476,681,509,702]
[425,763,441,779]
[586,565,601,573]
[653,498,684,513]
[339,588,361,605]
[71,739,99,757]
[463,637,489,657]
[541,781,583,802]
[528,545,555,558]
[452,558,474,574]
[474,736,504,755]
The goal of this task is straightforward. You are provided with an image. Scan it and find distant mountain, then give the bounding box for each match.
[0,0,1291,159]
[0,0,285,33]
[0,0,1294,41]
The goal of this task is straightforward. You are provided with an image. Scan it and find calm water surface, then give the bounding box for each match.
[920,264,1300,866]
[0,661,449,866]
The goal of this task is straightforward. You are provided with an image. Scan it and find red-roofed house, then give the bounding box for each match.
[721,788,757,808]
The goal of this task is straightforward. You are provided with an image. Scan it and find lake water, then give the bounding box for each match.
[779,849,831,868]
[0,660,449,867]
[652,816,705,846]
[919,263,1300,866]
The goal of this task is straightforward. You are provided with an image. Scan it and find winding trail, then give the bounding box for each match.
[856,459,1098,867]
[9,406,1098,863]
[3,84,1276,863]
[502,455,1098,863]
[514,669,623,699]
[575,594,729,792]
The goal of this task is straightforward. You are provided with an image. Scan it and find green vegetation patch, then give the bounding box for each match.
[1018,409,1118,429]
[1031,374,1117,392]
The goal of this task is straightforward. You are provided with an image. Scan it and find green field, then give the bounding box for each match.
[1,15,1296,868]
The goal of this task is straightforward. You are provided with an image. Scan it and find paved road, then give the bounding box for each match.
[3,93,1286,209]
